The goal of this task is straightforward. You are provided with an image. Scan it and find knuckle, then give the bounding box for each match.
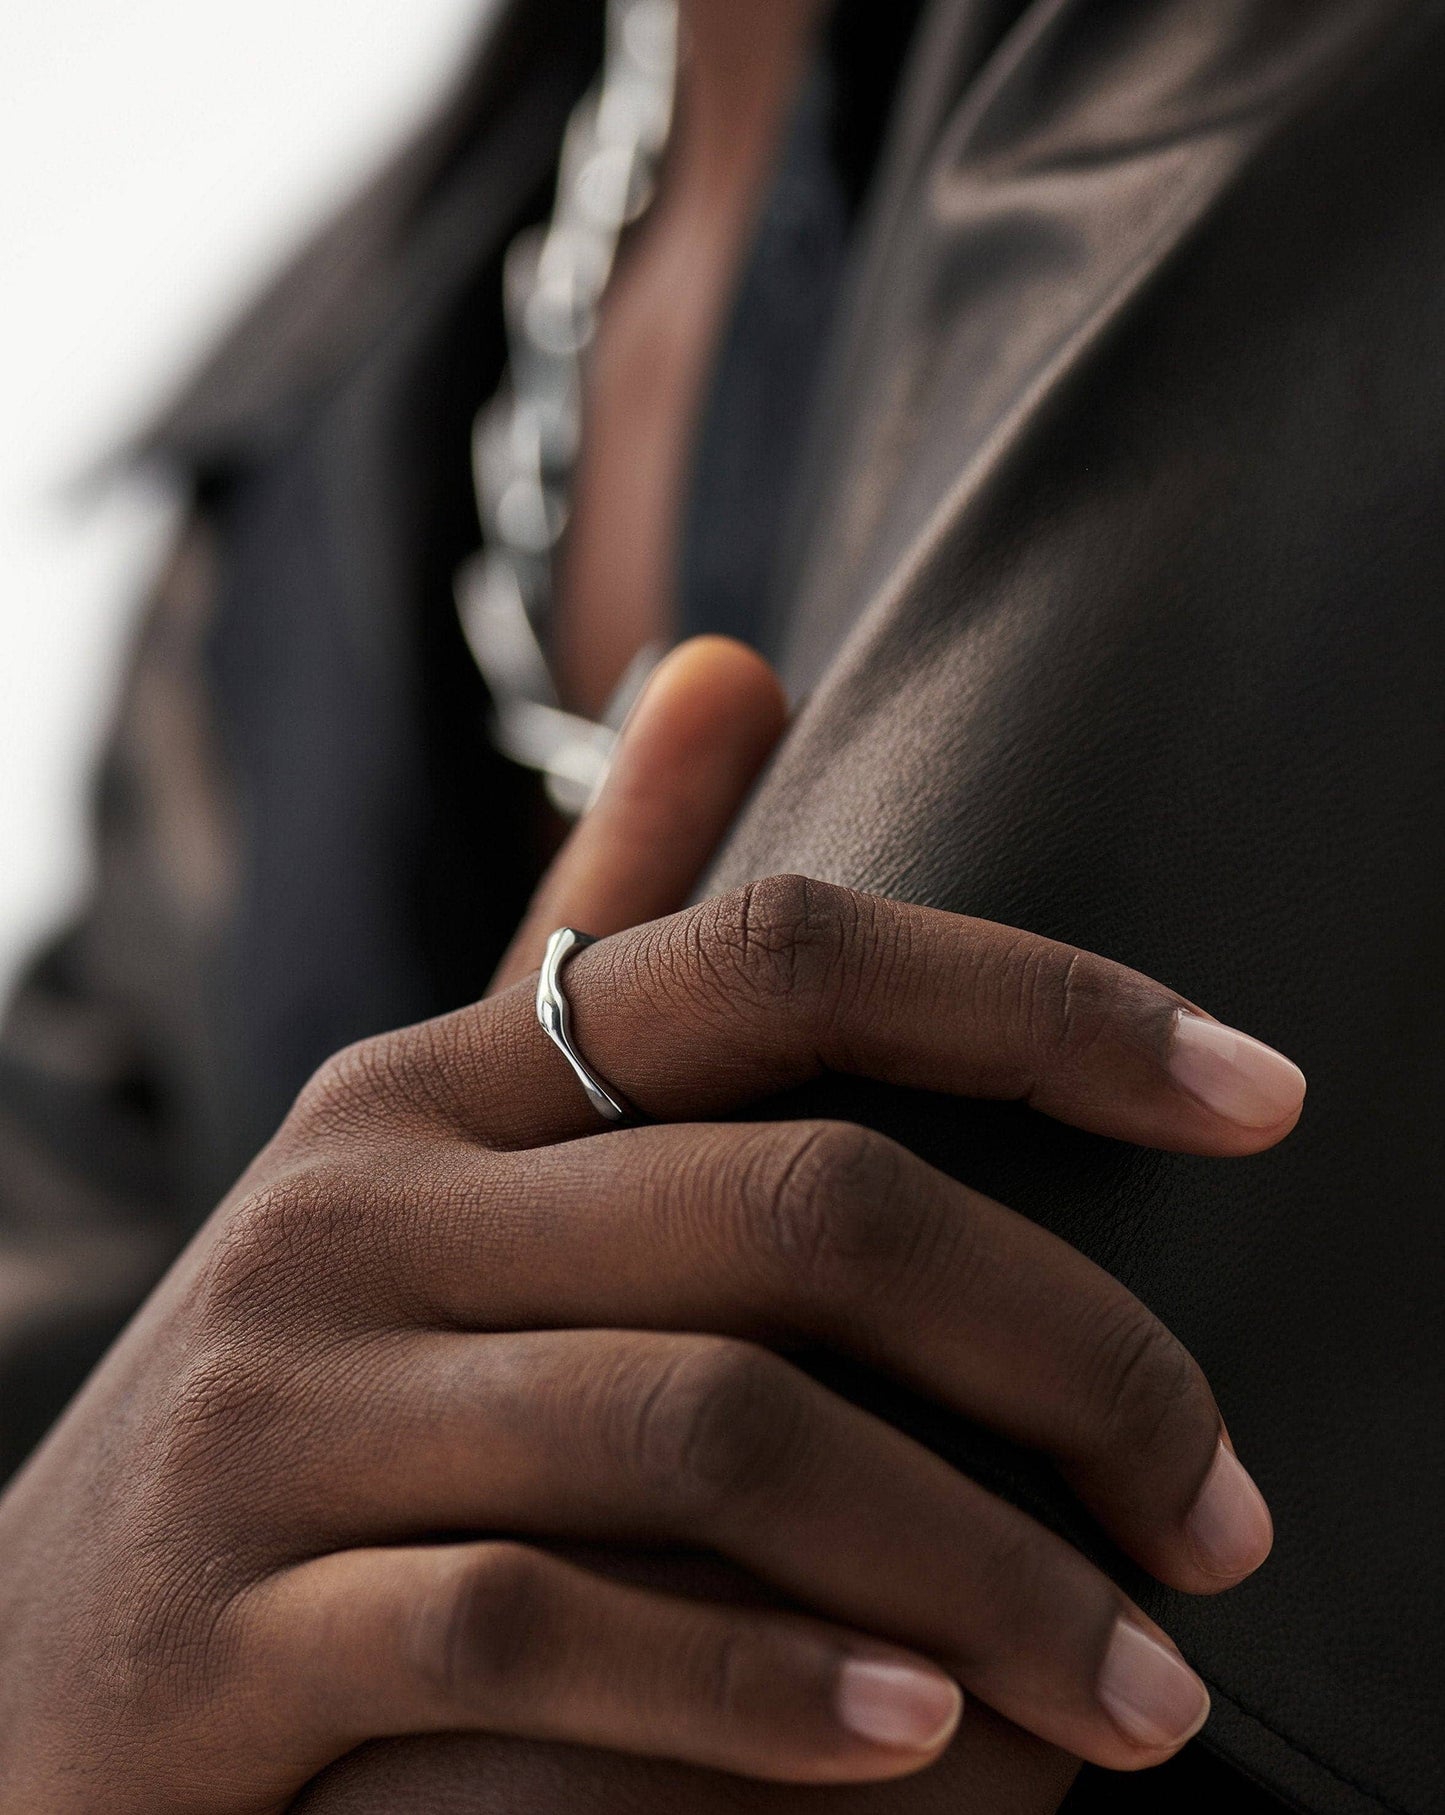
[737,872,822,952]
[161,1346,293,1480]
[203,1139,442,1335]
[1019,943,1128,1069]
[746,1120,914,1310]
[428,1543,553,1710]
[203,1175,352,1324]
[627,1338,804,1524]
[292,1035,397,1131]
[691,1621,756,1725]
[135,1349,310,1577]
[107,1564,251,1721]
[965,1518,1052,1653]
[291,1019,464,1139]
[715,874,854,1005]
[1082,1301,1213,1474]
[1051,948,1121,1060]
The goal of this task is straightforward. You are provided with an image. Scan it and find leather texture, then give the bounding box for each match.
[705,4,1445,1811]
[6,2,1438,1810]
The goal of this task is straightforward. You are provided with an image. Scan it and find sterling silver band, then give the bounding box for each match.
[536,928,635,1124]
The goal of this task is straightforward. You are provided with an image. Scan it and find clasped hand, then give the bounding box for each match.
[0,641,1300,1813]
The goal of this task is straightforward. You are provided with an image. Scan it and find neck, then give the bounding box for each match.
[669,0,828,199]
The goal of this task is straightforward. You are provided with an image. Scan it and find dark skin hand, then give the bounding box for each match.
[292,1699,1076,1814]
[0,639,1299,1814]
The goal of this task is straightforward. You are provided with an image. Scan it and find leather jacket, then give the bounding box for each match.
[1,4,1439,1810]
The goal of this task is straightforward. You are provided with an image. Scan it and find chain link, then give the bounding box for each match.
[455,0,680,816]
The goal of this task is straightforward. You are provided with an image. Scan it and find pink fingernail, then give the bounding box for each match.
[1169,1013,1306,1129]
[1186,1440,1274,1581]
[1097,1620,1210,1751]
[836,1658,962,1752]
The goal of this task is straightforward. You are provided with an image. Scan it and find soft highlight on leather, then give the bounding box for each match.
[709,5,1445,1810]
[1,3,1437,1809]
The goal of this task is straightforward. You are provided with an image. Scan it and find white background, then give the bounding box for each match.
[0,0,490,991]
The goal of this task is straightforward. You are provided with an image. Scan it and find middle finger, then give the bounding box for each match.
[292,1325,1212,1772]
[379,1122,1269,1597]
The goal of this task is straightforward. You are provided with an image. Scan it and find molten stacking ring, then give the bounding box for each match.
[536,928,636,1125]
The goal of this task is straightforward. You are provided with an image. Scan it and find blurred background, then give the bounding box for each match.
[0,0,490,993]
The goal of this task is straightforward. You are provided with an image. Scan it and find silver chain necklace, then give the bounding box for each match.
[454,0,681,816]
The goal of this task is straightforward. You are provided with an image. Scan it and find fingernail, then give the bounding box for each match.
[1097,1620,1210,1751]
[1186,1440,1274,1580]
[836,1658,963,1752]
[1168,1012,1306,1129]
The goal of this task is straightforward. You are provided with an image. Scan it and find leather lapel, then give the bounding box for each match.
[771,0,1416,700]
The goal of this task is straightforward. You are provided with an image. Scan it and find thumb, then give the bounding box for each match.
[489,637,788,993]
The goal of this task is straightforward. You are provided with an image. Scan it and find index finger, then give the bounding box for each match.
[490,638,789,994]
[368,875,1304,1155]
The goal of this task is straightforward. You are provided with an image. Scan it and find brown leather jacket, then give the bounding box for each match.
[2,5,1440,1811]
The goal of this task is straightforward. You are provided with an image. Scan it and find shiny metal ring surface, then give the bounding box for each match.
[536,928,635,1125]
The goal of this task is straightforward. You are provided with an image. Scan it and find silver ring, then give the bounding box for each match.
[536,928,635,1125]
